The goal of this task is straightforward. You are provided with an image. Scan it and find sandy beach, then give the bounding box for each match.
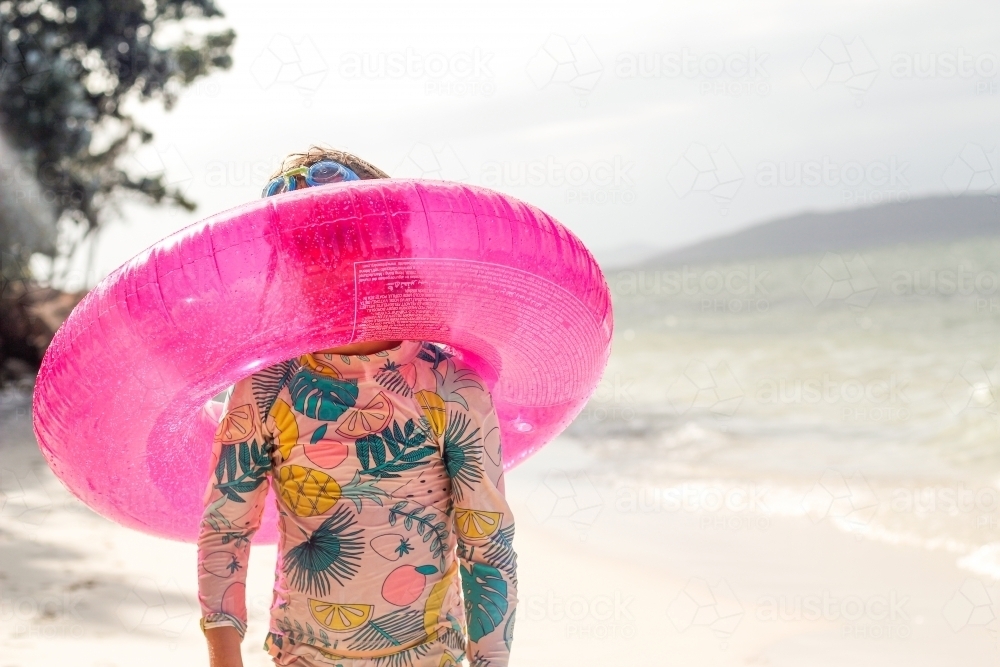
[4,378,999,666]
[2,0,998,663]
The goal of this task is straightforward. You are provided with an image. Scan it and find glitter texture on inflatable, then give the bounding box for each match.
[31,180,613,542]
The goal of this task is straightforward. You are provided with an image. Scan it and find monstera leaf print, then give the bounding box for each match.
[461,562,508,643]
[289,369,359,421]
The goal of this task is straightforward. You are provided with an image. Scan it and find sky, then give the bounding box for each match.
[62,0,1000,289]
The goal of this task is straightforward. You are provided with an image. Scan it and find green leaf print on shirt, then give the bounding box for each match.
[251,358,299,418]
[395,538,413,557]
[338,472,390,513]
[461,562,508,643]
[284,505,365,597]
[442,411,483,500]
[355,419,437,479]
[346,608,426,651]
[310,423,328,444]
[374,360,413,398]
[213,439,272,503]
[459,524,517,585]
[388,501,448,568]
[289,369,359,422]
[274,617,332,649]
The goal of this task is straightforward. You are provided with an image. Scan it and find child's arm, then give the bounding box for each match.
[196,375,273,667]
[446,368,518,666]
[205,626,244,667]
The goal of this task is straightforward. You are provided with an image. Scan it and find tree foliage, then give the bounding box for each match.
[0,0,235,246]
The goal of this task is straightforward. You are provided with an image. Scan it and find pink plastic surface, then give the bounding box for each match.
[31,180,613,542]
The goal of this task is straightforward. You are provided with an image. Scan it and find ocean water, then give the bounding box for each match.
[567,235,1000,577]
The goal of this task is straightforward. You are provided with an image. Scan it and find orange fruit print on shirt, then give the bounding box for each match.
[216,404,258,444]
[305,439,349,469]
[336,391,394,438]
[221,582,247,619]
[381,564,438,606]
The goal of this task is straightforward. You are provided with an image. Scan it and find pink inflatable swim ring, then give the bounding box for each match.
[31,180,613,542]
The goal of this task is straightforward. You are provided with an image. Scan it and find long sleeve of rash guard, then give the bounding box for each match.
[196,375,274,638]
[447,371,518,666]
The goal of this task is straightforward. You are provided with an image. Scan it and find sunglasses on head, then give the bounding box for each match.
[262,159,360,197]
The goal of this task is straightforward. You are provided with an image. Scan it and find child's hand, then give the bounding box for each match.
[205,626,244,667]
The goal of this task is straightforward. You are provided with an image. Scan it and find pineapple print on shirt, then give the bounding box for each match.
[197,341,518,667]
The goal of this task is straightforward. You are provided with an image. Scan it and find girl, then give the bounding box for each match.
[196,148,518,667]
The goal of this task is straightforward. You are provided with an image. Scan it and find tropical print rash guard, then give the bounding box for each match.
[197,340,518,666]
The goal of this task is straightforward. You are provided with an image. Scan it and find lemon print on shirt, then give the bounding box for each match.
[424,561,458,640]
[454,508,502,540]
[298,353,344,378]
[308,600,373,632]
[415,390,446,437]
[269,398,299,460]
